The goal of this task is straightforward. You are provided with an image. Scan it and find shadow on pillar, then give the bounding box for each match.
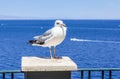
[25,71,71,79]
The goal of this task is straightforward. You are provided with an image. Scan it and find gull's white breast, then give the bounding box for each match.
[43,26,67,47]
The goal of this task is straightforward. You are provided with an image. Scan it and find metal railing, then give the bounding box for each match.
[77,68,120,79]
[0,70,23,79]
[1,68,120,79]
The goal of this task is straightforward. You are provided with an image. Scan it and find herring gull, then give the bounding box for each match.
[29,20,67,59]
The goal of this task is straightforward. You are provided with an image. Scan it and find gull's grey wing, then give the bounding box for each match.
[34,29,53,42]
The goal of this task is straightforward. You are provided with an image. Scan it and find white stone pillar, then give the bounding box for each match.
[22,56,77,79]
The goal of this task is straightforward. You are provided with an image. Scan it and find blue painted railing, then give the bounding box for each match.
[77,68,120,79]
[1,68,120,79]
[0,70,23,79]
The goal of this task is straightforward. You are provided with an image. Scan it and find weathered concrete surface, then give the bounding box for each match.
[22,56,77,71]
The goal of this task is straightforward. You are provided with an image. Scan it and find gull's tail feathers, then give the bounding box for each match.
[29,40,44,45]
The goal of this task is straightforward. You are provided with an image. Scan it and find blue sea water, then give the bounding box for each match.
[0,20,120,78]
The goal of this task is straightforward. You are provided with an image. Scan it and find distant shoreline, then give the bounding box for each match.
[0,19,120,20]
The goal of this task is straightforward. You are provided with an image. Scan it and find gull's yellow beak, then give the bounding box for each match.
[62,24,66,27]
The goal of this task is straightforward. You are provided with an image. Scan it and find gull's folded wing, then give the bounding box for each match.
[34,29,53,43]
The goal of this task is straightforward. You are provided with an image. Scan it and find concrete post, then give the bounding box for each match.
[22,56,77,79]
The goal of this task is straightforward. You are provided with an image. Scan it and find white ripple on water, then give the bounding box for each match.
[70,38,120,44]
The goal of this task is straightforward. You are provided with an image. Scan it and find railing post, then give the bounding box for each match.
[102,70,104,79]
[81,70,84,79]
[2,73,5,79]
[88,70,91,79]
[11,73,14,79]
[109,70,112,79]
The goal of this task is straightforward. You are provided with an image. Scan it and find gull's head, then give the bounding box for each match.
[54,20,66,27]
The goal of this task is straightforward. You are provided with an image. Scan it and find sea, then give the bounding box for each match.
[0,20,120,79]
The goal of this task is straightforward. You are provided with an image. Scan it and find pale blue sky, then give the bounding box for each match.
[0,0,120,19]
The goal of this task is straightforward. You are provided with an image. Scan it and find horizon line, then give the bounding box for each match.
[0,18,120,20]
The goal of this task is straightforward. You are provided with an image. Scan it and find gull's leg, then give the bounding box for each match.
[49,47,53,59]
[54,46,56,58]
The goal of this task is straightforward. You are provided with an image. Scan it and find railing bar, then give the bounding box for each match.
[81,70,84,79]
[2,73,5,79]
[0,70,22,73]
[102,70,104,79]
[11,73,14,79]
[88,70,91,79]
[109,70,112,79]
[77,68,120,71]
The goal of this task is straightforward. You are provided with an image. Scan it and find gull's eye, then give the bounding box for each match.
[56,22,59,25]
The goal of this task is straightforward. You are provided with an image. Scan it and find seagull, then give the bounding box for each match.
[29,20,67,59]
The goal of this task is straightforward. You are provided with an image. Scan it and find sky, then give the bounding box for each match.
[0,0,120,19]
